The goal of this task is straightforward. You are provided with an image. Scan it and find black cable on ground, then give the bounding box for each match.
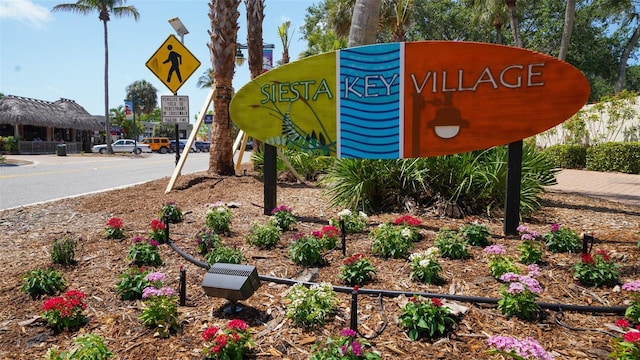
[356,293,388,340]
[553,309,618,338]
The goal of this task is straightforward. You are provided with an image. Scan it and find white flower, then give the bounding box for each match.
[401,227,412,239]
[419,259,431,267]
[425,247,440,258]
[337,209,352,217]
[358,211,368,219]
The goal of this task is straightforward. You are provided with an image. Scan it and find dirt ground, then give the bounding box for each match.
[0,166,639,359]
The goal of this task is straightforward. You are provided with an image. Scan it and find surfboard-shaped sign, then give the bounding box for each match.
[230,41,590,158]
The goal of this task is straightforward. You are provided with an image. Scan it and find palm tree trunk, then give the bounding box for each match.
[558,0,576,61]
[347,0,382,47]
[505,0,522,47]
[103,19,112,153]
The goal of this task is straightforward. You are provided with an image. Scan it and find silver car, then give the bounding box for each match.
[92,139,152,154]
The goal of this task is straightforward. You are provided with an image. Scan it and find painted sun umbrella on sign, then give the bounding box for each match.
[146,34,201,94]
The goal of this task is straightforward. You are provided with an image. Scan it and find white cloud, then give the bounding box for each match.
[0,0,53,28]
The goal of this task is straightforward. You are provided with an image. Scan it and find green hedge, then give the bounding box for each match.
[541,144,587,169]
[587,142,640,174]
[0,136,19,153]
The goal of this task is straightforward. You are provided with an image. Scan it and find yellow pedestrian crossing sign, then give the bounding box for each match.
[146,34,201,94]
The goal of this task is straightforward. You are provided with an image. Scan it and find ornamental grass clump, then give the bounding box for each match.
[195,228,221,255]
[205,202,232,235]
[45,333,113,360]
[484,244,519,279]
[115,266,151,300]
[497,266,543,321]
[542,223,581,253]
[51,235,78,266]
[159,201,183,223]
[270,204,297,231]
[201,319,254,360]
[486,335,555,360]
[21,267,67,299]
[329,209,368,234]
[139,272,180,338]
[148,219,167,243]
[310,328,381,360]
[339,253,376,286]
[394,214,422,242]
[370,223,413,259]
[434,228,469,260]
[609,320,640,360]
[572,249,620,287]
[245,222,281,249]
[103,217,125,239]
[399,296,457,341]
[622,280,640,324]
[460,222,491,247]
[42,289,88,333]
[127,237,162,266]
[408,247,442,284]
[285,283,339,329]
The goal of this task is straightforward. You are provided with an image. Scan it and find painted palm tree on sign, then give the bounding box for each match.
[208,0,240,175]
[52,0,139,154]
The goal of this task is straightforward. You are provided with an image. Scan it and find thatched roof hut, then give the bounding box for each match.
[0,95,102,131]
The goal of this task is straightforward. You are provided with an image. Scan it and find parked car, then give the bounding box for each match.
[169,140,197,153]
[92,139,152,154]
[195,141,210,152]
[141,137,171,153]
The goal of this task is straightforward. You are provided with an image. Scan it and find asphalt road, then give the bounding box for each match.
[0,152,247,210]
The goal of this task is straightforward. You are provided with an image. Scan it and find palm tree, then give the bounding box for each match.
[466,0,507,44]
[347,0,382,47]
[504,0,522,47]
[196,68,215,89]
[52,0,139,154]
[278,21,293,64]
[245,0,265,79]
[125,79,157,115]
[208,0,240,175]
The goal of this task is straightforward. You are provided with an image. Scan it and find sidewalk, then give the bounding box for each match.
[547,169,640,208]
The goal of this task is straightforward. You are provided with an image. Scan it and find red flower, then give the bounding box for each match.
[228,319,247,331]
[231,333,241,342]
[595,249,610,261]
[409,296,419,303]
[216,333,229,346]
[321,225,339,238]
[394,215,422,226]
[581,253,594,264]
[202,327,219,341]
[150,219,165,231]
[623,331,640,343]
[616,319,631,328]
[343,253,364,265]
[106,217,123,229]
[210,345,222,354]
[431,298,443,307]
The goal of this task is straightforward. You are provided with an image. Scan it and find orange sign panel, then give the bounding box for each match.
[230,41,590,159]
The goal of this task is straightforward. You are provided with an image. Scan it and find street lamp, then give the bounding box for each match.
[168,17,189,43]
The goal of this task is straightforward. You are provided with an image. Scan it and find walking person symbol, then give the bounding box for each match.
[163,44,183,83]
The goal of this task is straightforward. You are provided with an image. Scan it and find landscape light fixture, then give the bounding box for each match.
[202,263,261,314]
[235,43,275,67]
[168,17,189,43]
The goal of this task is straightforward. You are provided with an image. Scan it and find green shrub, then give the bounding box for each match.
[543,224,581,253]
[115,267,151,300]
[459,222,491,247]
[289,234,324,266]
[21,268,67,299]
[0,136,18,152]
[541,144,587,169]
[204,245,246,264]
[45,333,113,360]
[285,283,338,329]
[434,228,469,260]
[587,142,640,174]
[252,147,334,181]
[370,223,413,259]
[127,237,162,266]
[245,222,281,249]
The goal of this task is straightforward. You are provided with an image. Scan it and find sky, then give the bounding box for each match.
[0,0,318,121]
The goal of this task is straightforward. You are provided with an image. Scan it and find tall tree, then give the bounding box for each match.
[125,79,157,115]
[245,0,265,80]
[278,21,293,64]
[467,0,508,44]
[558,0,577,60]
[607,0,640,93]
[52,0,139,153]
[347,0,382,47]
[504,0,522,47]
[208,0,240,175]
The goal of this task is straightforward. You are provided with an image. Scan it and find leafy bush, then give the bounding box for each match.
[587,142,640,174]
[338,253,376,286]
[205,202,232,234]
[21,268,67,299]
[51,236,77,266]
[127,237,162,266]
[310,328,380,360]
[205,245,246,265]
[45,333,113,360]
[159,202,183,223]
[484,245,519,279]
[195,228,221,255]
[246,222,281,249]
[459,222,491,247]
[572,250,620,287]
[542,223,581,253]
[409,248,442,284]
[115,267,151,300]
[370,223,413,259]
[0,136,19,152]
[497,270,543,321]
[517,240,544,265]
[399,296,457,341]
[252,147,334,181]
[289,234,324,266]
[270,205,297,231]
[329,209,368,234]
[285,283,338,329]
[42,290,88,332]
[434,228,469,260]
[541,144,587,169]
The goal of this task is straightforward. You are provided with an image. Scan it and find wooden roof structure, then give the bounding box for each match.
[0,95,102,131]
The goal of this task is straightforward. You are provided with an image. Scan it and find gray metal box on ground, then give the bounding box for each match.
[202,263,260,301]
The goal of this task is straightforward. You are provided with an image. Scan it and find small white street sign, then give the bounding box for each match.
[161,95,189,124]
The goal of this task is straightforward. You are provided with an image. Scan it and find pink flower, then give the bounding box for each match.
[623,331,640,343]
[394,215,421,226]
[228,319,247,331]
[146,272,165,282]
[615,319,631,328]
[622,280,640,292]
[550,223,560,232]
[484,244,507,255]
[341,328,357,337]
[202,327,219,341]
